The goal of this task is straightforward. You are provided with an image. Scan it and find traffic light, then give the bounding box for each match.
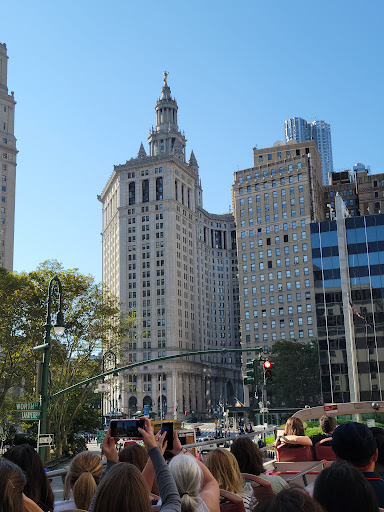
[244,359,258,387]
[263,360,272,384]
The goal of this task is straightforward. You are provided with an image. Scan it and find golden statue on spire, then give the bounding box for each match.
[163,71,169,86]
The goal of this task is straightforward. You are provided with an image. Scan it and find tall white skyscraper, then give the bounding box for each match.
[0,43,17,271]
[285,117,333,185]
[99,77,242,420]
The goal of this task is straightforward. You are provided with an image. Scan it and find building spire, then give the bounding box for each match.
[147,75,187,160]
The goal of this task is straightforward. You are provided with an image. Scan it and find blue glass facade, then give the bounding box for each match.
[311,214,384,403]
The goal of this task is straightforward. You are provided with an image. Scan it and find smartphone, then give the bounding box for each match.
[161,422,174,450]
[110,419,145,439]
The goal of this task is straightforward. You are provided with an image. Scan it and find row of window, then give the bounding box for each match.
[244,329,314,342]
[238,174,303,193]
[238,161,303,182]
[245,316,313,329]
[240,187,304,205]
[242,291,311,304]
[244,304,312,314]
[239,209,306,227]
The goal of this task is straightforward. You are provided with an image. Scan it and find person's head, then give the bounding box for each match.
[319,415,337,435]
[332,422,377,468]
[370,427,384,470]
[3,443,54,512]
[230,436,265,476]
[64,451,102,510]
[284,417,305,436]
[168,453,203,512]
[118,443,149,470]
[93,462,151,512]
[256,486,323,512]
[206,449,243,494]
[0,458,26,512]
[313,459,378,512]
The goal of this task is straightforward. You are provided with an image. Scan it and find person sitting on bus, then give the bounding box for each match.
[313,459,379,512]
[168,432,220,512]
[206,449,253,511]
[90,418,180,512]
[371,427,384,477]
[331,422,384,508]
[275,415,336,447]
[231,436,288,494]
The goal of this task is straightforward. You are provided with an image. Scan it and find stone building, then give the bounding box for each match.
[232,140,325,404]
[99,79,242,420]
[0,43,17,271]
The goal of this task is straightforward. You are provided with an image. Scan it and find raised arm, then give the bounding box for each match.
[275,435,313,446]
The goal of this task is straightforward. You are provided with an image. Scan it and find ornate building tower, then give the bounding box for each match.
[0,43,17,271]
[99,76,242,420]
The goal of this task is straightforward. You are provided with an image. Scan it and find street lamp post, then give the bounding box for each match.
[102,349,117,424]
[34,276,65,461]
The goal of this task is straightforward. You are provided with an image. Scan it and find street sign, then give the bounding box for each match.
[143,405,149,417]
[15,402,40,411]
[97,430,107,444]
[324,404,339,415]
[95,383,109,393]
[20,411,40,420]
[39,434,54,446]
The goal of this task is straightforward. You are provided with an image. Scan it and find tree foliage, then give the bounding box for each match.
[0,261,133,455]
[269,340,322,407]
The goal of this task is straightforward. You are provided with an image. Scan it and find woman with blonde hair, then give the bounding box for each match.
[55,451,102,511]
[206,449,251,511]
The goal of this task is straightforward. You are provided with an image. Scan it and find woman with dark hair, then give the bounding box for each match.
[3,443,54,512]
[118,442,159,495]
[230,437,288,494]
[90,417,180,512]
[313,459,379,512]
[0,458,26,512]
[256,486,323,512]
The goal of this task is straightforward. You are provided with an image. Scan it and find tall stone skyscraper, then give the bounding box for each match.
[285,117,333,186]
[0,43,17,271]
[99,77,242,420]
[232,140,325,406]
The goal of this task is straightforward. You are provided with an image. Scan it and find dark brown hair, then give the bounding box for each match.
[313,460,379,512]
[3,444,54,512]
[0,458,26,512]
[64,451,102,510]
[257,486,323,512]
[118,443,159,495]
[319,415,336,434]
[230,436,265,475]
[93,462,151,512]
[118,443,149,469]
[284,417,305,436]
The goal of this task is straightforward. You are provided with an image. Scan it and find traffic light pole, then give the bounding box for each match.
[51,347,264,400]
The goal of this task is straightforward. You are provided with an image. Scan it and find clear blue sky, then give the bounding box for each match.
[3,0,384,283]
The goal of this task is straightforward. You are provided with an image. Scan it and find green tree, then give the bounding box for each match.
[28,260,131,456]
[0,261,135,456]
[269,340,322,407]
[0,267,40,410]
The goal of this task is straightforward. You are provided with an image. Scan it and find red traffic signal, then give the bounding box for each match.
[263,360,272,369]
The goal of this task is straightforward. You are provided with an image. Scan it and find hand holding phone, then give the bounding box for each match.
[161,422,174,451]
[110,419,145,439]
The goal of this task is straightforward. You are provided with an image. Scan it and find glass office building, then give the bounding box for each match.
[311,207,384,403]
